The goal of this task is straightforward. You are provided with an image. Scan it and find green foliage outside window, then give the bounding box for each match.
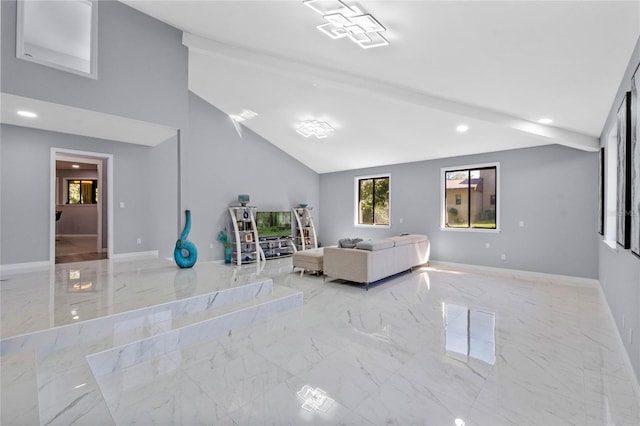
[68,180,98,204]
[358,176,389,226]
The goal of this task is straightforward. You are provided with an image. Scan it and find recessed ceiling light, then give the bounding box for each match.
[17,110,37,118]
[456,124,469,133]
[72,164,80,169]
[537,118,553,124]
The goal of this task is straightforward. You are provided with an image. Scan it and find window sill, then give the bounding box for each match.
[602,240,617,251]
[440,227,501,234]
[355,224,391,229]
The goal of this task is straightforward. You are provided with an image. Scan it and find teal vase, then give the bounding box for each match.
[174,210,198,268]
[224,246,232,264]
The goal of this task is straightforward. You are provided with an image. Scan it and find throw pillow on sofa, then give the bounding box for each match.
[338,238,363,248]
[355,239,395,251]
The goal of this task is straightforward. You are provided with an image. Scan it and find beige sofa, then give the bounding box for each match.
[323,234,429,290]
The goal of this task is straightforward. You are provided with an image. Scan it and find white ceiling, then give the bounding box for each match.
[122,0,640,173]
[3,2,638,174]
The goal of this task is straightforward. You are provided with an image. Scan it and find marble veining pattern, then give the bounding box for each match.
[1,257,639,425]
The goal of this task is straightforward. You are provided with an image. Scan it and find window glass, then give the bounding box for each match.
[357,175,389,226]
[444,165,497,230]
[68,180,98,204]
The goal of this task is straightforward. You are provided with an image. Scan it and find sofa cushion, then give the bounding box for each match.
[387,235,412,247]
[406,234,428,243]
[338,238,363,248]
[356,239,394,251]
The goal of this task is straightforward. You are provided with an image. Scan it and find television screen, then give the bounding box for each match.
[256,211,292,237]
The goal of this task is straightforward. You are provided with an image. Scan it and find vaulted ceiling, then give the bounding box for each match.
[122,0,640,173]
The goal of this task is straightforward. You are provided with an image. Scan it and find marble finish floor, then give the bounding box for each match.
[1,257,639,425]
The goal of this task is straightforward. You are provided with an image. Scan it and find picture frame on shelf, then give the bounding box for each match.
[630,64,640,257]
[245,233,253,243]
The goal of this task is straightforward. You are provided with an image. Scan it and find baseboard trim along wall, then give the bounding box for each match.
[112,250,159,260]
[428,260,599,288]
[598,284,640,404]
[1,251,160,271]
[0,260,52,273]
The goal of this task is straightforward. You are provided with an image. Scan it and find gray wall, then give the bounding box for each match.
[183,93,319,262]
[598,37,640,383]
[320,144,599,279]
[1,0,188,129]
[0,0,319,265]
[0,0,185,263]
[0,124,178,263]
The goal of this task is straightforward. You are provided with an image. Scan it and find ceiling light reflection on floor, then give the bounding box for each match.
[297,385,335,412]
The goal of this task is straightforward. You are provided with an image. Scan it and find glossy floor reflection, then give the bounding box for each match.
[1,257,639,425]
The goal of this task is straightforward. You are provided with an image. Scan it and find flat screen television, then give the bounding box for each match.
[256,211,292,237]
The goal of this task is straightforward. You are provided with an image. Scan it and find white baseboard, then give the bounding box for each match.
[0,260,51,274]
[428,260,599,288]
[597,284,640,405]
[112,250,159,260]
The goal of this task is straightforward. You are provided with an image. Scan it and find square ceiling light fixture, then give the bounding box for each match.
[296,120,335,139]
[304,0,388,49]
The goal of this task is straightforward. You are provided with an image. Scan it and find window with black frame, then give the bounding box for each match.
[67,180,98,204]
[444,165,497,229]
[356,175,390,226]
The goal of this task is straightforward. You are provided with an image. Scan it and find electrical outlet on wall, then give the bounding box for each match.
[501,254,506,260]
[137,237,142,245]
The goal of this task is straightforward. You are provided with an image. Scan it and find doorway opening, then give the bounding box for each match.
[51,149,113,264]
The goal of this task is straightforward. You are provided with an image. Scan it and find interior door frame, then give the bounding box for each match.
[51,148,114,262]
